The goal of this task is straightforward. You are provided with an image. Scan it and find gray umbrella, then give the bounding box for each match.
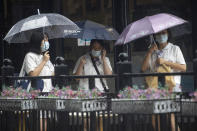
[65,20,119,40]
[4,13,80,43]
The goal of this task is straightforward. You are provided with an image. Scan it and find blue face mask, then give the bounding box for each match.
[155,34,168,44]
[41,41,50,52]
[91,50,101,57]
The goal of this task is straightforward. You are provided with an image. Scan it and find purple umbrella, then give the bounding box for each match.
[115,13,187,45]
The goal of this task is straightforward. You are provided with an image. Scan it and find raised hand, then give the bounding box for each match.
[148,43,158,54]
[101,49,106,60]
[43,51,50,62]
[80,56,86,65]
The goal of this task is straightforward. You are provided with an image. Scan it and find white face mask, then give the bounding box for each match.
[41,41,50,52]
[91,50,101,57]
[155,34,168,44]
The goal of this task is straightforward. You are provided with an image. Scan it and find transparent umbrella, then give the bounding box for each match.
[4,10,80,43]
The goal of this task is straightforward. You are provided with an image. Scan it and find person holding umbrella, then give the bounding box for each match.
[18,31,54,131]
[141,29,186,92]
[114,13,188,131]
[19,31,54,92]
[141,29,186,131]
[73,39,112,92]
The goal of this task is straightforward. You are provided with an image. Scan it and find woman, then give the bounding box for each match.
[73,39,112,92]
[141,29,186,92]
[141,29,186,131]
[19,31,54,92]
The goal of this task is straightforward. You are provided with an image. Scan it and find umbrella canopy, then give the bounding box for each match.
[170,23,191,38]
[65,20,119,40]
[4,13,80,43]
[115,13,187,45]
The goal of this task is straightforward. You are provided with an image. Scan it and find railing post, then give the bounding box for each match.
[116,61,132,91]
[89,78,95,90]
[193,56,197,90]
[1,58,14,90]
[54,57,69,89]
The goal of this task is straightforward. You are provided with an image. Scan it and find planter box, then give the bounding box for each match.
[0,98,36,111]
[35,97,108,112]
[63,98,108,112]
[181,100,197,116]
[111,99,180,114]
[35,97,65,110]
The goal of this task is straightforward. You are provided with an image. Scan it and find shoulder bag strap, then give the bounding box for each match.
[89,53,108,92]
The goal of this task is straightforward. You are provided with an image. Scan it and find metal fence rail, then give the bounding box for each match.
[0,71,195,80]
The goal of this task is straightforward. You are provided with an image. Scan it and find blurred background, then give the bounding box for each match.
[0,0,195,91]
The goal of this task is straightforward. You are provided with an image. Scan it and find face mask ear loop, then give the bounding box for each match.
[44,41,46,50]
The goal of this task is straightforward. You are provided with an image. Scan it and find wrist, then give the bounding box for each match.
[147,51,152,56]
[43,59,48,64]
[79,62,85,67]
[149,49,154,53]
[102,57,106,62]
[164,61,173,68]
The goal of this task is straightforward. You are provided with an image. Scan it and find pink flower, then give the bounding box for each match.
[194,92,197,97]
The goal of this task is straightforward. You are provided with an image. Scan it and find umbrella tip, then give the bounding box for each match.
[37,9,40,15]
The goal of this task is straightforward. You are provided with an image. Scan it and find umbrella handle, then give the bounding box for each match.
[37,9,40,15]
[148,35,157,48]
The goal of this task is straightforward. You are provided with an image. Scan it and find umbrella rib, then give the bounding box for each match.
[147,17,156,34]
[122,25,132,44]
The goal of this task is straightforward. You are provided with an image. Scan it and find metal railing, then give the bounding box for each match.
[0,66,197,131]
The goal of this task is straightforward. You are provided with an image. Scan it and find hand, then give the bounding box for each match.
[43,51,50,62]
[101,49,106,60]
[157,58,166,65]
[148,43,158,54]
[80,56,86,65]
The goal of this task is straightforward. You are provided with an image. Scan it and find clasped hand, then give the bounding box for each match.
[157,58,166,65]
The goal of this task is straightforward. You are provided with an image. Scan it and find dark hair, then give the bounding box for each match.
[44,32,49,39]
[29,31,44,54]
[167,29,172,42]
[90,39,104,49]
